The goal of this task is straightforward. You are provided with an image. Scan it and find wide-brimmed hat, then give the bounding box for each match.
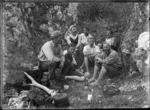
[51,31,62,39]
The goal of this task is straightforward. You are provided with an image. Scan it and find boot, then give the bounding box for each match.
[49,80,61,90]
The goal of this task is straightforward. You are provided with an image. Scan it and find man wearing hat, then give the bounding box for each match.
[38,31,65,89]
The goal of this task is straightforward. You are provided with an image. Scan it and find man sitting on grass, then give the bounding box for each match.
[62,43,90,81]
[82,36,100,75]
[88,42,122,86]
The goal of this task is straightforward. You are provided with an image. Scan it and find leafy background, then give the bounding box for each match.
[2,1,149,108]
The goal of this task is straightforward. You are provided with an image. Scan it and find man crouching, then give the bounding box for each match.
[38,31,65,89]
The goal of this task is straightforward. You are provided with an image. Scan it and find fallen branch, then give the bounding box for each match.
[24,72,57,97]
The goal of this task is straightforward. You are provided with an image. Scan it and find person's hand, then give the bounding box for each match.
[53,57,60,62]
[95,57,103,63]
[98,57,103,63]
[95,56,100,61]
[75,47,78,51]
[59,61,65,68]
[72,61,77,66]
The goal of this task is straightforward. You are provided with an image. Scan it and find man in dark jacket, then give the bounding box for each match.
[61,43,82,77]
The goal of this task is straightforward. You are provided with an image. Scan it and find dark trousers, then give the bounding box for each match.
[39,60,76,80]
[39,61,60,80]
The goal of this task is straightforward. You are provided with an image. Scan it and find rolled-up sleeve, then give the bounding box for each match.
[42,44,54,61]
[83,46,88,55]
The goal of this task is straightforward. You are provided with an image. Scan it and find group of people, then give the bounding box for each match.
[37,25,122,89]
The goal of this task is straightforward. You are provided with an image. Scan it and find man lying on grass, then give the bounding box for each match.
[88,42,122,86]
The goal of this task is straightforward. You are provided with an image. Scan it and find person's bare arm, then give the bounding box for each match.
[66,35,71,45]
[76,35,81,48]
[84,53,95,57]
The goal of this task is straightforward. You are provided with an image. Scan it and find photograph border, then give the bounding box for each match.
[0,0,149,109]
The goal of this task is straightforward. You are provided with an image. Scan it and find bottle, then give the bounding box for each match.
[87,89,94,103]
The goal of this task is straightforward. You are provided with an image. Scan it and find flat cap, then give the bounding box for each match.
[51,31,62,39]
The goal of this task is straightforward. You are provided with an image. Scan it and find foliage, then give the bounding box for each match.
[77,2,147,47]
[3,2,75,80]
[2,2,149,108]
[77,2,147,73]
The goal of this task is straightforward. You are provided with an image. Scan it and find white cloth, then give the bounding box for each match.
[83,45,100,55]
[63,50,68,55]
[138,32,149,65]
[138,32,150,65]
[138,32,149,51]
[38,41,63,61]
[105,37,115,46]
[78,33,93,45]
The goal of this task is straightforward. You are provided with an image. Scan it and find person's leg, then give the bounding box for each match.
[84,57,90,73]
[65,75,85,81]
[88,62,100,83]
[78,43,85,70]
[65,66,85,81]
[88,56,95,70]
[61,60,73,76]
[90,65,107,86]
[48,62,58,80]
[48,61,61,89]
[80,62,85,71]
[39,61,49,72]
[39,61,61,89]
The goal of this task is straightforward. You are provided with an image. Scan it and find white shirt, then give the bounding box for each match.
[83,45,100,55]
[77,33,93,46]
[138,32,149,65]
[38,41,63,61]
[105,37,115,46]
[138,32,149,51]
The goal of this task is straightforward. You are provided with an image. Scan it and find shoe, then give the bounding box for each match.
[49,80,61,90]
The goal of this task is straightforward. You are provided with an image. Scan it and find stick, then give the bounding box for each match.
[24,72,57,97]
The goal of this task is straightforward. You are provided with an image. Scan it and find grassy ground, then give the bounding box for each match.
[59,69,149,109]
[2,51,150,109]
